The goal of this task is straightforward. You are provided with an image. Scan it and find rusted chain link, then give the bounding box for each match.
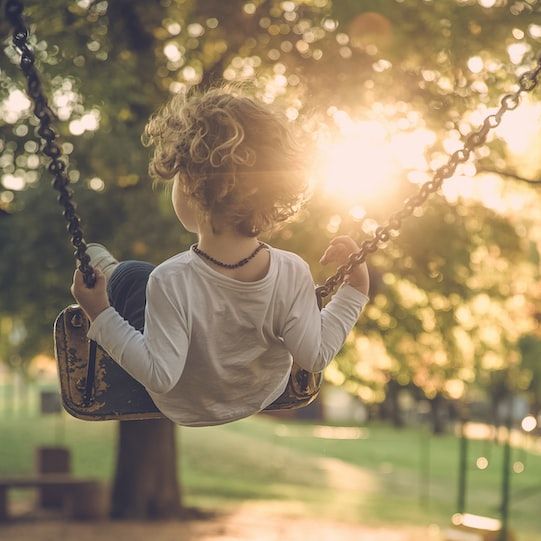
[315,55,541,303]
[6,0,96,287]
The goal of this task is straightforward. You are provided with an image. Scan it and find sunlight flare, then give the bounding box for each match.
[314,112,435,208]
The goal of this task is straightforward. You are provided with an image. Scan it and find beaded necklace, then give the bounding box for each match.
[193,242,267,269]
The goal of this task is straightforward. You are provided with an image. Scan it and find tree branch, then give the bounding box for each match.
[477,167,541,185]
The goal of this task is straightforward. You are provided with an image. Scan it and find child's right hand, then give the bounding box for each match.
[319,236,370,296]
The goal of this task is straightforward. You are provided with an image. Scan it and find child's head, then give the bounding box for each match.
[143,85,308,237]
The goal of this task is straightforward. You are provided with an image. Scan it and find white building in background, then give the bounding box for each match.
[324,386,368,424]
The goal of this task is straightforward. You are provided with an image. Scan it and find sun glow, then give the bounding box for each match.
[496,99,541,155]
[318,120,394,202]
[313,99,540,218]
[314,111,435,208]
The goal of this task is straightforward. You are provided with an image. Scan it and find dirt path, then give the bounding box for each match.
[0,504,442,541]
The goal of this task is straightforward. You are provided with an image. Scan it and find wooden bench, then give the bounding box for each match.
[0,474,107,521]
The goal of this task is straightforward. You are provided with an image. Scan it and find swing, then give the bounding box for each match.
[6,0,541,421]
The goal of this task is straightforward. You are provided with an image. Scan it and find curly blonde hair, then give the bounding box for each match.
[142,85,308,236]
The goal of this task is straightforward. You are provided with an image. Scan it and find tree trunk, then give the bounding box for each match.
[429,393,446,435]
[111,419,181,519]
[488,395,500,444]
[376,401,387,421]
[386,379,404,428]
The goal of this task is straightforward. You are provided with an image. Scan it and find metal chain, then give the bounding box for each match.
[315,55,541,303]
[6,0,96,287]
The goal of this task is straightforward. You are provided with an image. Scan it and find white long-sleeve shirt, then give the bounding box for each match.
[88,245,368,426]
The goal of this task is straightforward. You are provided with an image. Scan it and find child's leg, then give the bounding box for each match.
[106,261,156,332]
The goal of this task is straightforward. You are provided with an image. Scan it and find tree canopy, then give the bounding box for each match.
[1,0,541,415]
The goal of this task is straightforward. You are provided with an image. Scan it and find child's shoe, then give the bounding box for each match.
[86,243,119,280]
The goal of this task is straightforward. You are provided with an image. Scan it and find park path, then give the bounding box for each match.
[0,504,440,541]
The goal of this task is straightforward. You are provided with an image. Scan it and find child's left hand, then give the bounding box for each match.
[319,236,370,296]
[71,268,110,321]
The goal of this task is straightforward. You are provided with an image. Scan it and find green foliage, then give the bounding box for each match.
[1,0,541,409]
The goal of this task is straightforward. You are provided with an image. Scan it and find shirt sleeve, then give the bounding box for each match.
[281,262,369,373]
[87,275,189,394]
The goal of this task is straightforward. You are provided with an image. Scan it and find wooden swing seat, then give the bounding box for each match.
[54,305,322,421]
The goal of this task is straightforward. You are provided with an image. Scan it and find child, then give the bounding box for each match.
[71,86,369,427]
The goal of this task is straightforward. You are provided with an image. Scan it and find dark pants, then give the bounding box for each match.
[107,261,155,332]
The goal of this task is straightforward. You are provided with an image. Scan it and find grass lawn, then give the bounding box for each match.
[1,413,540,540]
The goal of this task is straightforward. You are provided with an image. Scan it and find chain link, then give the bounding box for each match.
[316,54,541,301]
[6,0,96,287]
